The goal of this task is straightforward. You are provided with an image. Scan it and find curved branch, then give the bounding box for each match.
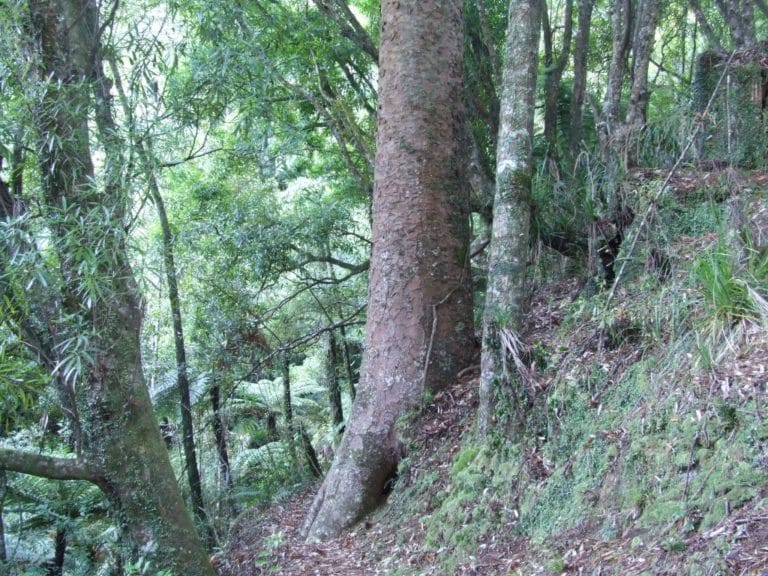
[0,447,102,483]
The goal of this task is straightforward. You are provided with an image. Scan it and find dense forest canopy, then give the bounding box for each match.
[1,0,767,574]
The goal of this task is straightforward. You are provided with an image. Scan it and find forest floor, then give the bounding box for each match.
[220,168,768,575]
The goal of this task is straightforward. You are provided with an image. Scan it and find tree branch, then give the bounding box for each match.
[158,147,225,168]
[312,0,379,62]
[0,447,102,483]
[290,246,370,274]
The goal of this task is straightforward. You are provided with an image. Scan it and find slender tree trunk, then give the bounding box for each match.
[339,324,357,400]
[152,183,211,542]
[46,529,67,576]
[478,0,542,435]
[689,0,722,50]
[568,0,595,162]
[326,331,344,429]
[542,0,574,161]
[282,354,297,464]
[299,423,324,478]
[106,56,211,543]
[625,0,662,161]
[210,382,234,491]
[25,1,213,573]
[303,0,475,541]
[600,0,633,153]
[0,469,5,564]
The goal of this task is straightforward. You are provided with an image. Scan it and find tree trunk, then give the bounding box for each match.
[152,181,211,543]
[300,423,324,478]
[715,0,755,48]
[600,0,633,151]
[568,0,595,162]
[210,382,234,491]
[302,0,475,541]
[625,0,662,160]
[25,1,213,573]
[326,331,344,429]
[46,529,67,576]
[339,324,357,400]
[106,55,211,543]
[542,0,574,161]
[282,354,297,464]
[0,469,6,563]
[478,0,542,435]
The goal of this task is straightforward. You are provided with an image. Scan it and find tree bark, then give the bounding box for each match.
[478,0,542,435]
[626,0,662,135]
[568,0,595,162]
[326,331,344,428]
[542,0,574,160]
[282,354,297,464]
[210,382,234,491]
[300,423,324,478]
[26,1,213,573]
[0,469,6,563]
[106,55,210,541]
[339,324,357,400]
[302,0,474,540]
[47,529,67,576]
[600,0,633,145]
[689,0,722,50]
[0,449,99,482]
[151,179,210,542]
[714,0,755,48]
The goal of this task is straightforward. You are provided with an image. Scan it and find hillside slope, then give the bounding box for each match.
[220,168,768,575]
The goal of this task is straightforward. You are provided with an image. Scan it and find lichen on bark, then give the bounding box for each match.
[478,0,541,435]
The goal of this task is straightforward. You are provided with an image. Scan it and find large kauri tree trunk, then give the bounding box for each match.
[302,0,474,540]
[478,0,541,435]
[22,1,214,573]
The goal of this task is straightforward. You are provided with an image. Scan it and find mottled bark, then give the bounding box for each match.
[624,0,662,163]
[714,0,755,48]
[26,1,213,573]
[0,449,99,481]
[600,0,633,143]
[600,0,660,168]
[568,0,595,161]
[303,0,474,540]
[478,0,541,435]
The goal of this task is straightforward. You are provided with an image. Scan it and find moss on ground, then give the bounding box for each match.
[418,234,768,573]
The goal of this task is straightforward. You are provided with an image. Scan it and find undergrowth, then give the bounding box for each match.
[418,175,768,574]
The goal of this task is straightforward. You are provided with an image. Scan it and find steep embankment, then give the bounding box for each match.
[221,169,768,575]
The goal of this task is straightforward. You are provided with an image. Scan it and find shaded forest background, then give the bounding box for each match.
[1,0,768,574]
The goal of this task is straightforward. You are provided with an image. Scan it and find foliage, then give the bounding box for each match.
[2,0,768,570]
[693,238,768,333]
